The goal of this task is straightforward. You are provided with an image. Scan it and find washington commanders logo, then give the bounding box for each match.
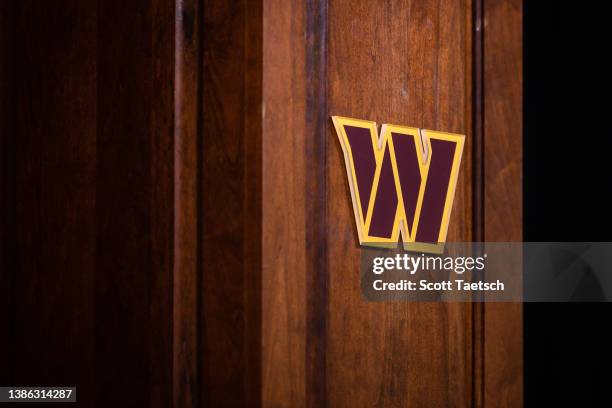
[332,116,464,253]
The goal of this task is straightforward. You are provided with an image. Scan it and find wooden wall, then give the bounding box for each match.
[0,0,522,406]
[483,1,523,406]
[325,1,474,406]
[1,0,177,405]
[261,0,522,407]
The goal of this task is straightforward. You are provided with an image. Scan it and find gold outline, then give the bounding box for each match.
[332,116,464,253]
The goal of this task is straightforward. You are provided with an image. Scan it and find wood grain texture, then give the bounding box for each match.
[2,0,180,406]
[10,1,98,402]
[96,0,174,405]
[484,1,522,238]
[304,1,329,407]
[483,0,523,407]
[262,0,307,407]
[201,0,262,406]
[174,0,200,406]
[243,1,264,405]
[326,1,474,406]
[472,0,485,406]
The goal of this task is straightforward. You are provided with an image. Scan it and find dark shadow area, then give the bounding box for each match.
[524,0,612,406]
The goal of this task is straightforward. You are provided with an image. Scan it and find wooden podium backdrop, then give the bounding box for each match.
[0,0,521,406]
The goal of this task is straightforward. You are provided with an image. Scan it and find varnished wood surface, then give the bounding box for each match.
[303,1,330,407]
[1,0,180,406]
[9,1,98,403]
[262,0,477,405]
[483,0,523,407]
[260,0,522,406]
[262,1,307,407]
[96,1,175,405]
[326,1,474,406]
[201,0,262,406]
[174,0,200,406]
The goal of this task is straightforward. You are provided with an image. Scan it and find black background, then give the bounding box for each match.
[524,1,612,405]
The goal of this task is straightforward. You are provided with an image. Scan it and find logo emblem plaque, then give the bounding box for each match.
[332,116,465,253]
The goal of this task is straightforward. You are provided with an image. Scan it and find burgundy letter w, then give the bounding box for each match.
[332,116,464,252]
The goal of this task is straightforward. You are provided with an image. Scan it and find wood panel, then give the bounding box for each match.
[303,1,330,406]
[10,1,98,402]
[201,0,262,406]
[1,0,182,406]
[262,0,307,407]
[483,0,523,407]
[174,0,200,406]
[326,1,474,406]
[258,0,523,407]
[260,0,330,406]
[96,0,175,405]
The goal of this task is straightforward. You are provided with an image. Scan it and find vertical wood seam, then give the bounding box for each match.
[195,1,204,407]
[305,0,328,406]
[472,0,485,407]
[243,0,263,406]
[174,0,200,406]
